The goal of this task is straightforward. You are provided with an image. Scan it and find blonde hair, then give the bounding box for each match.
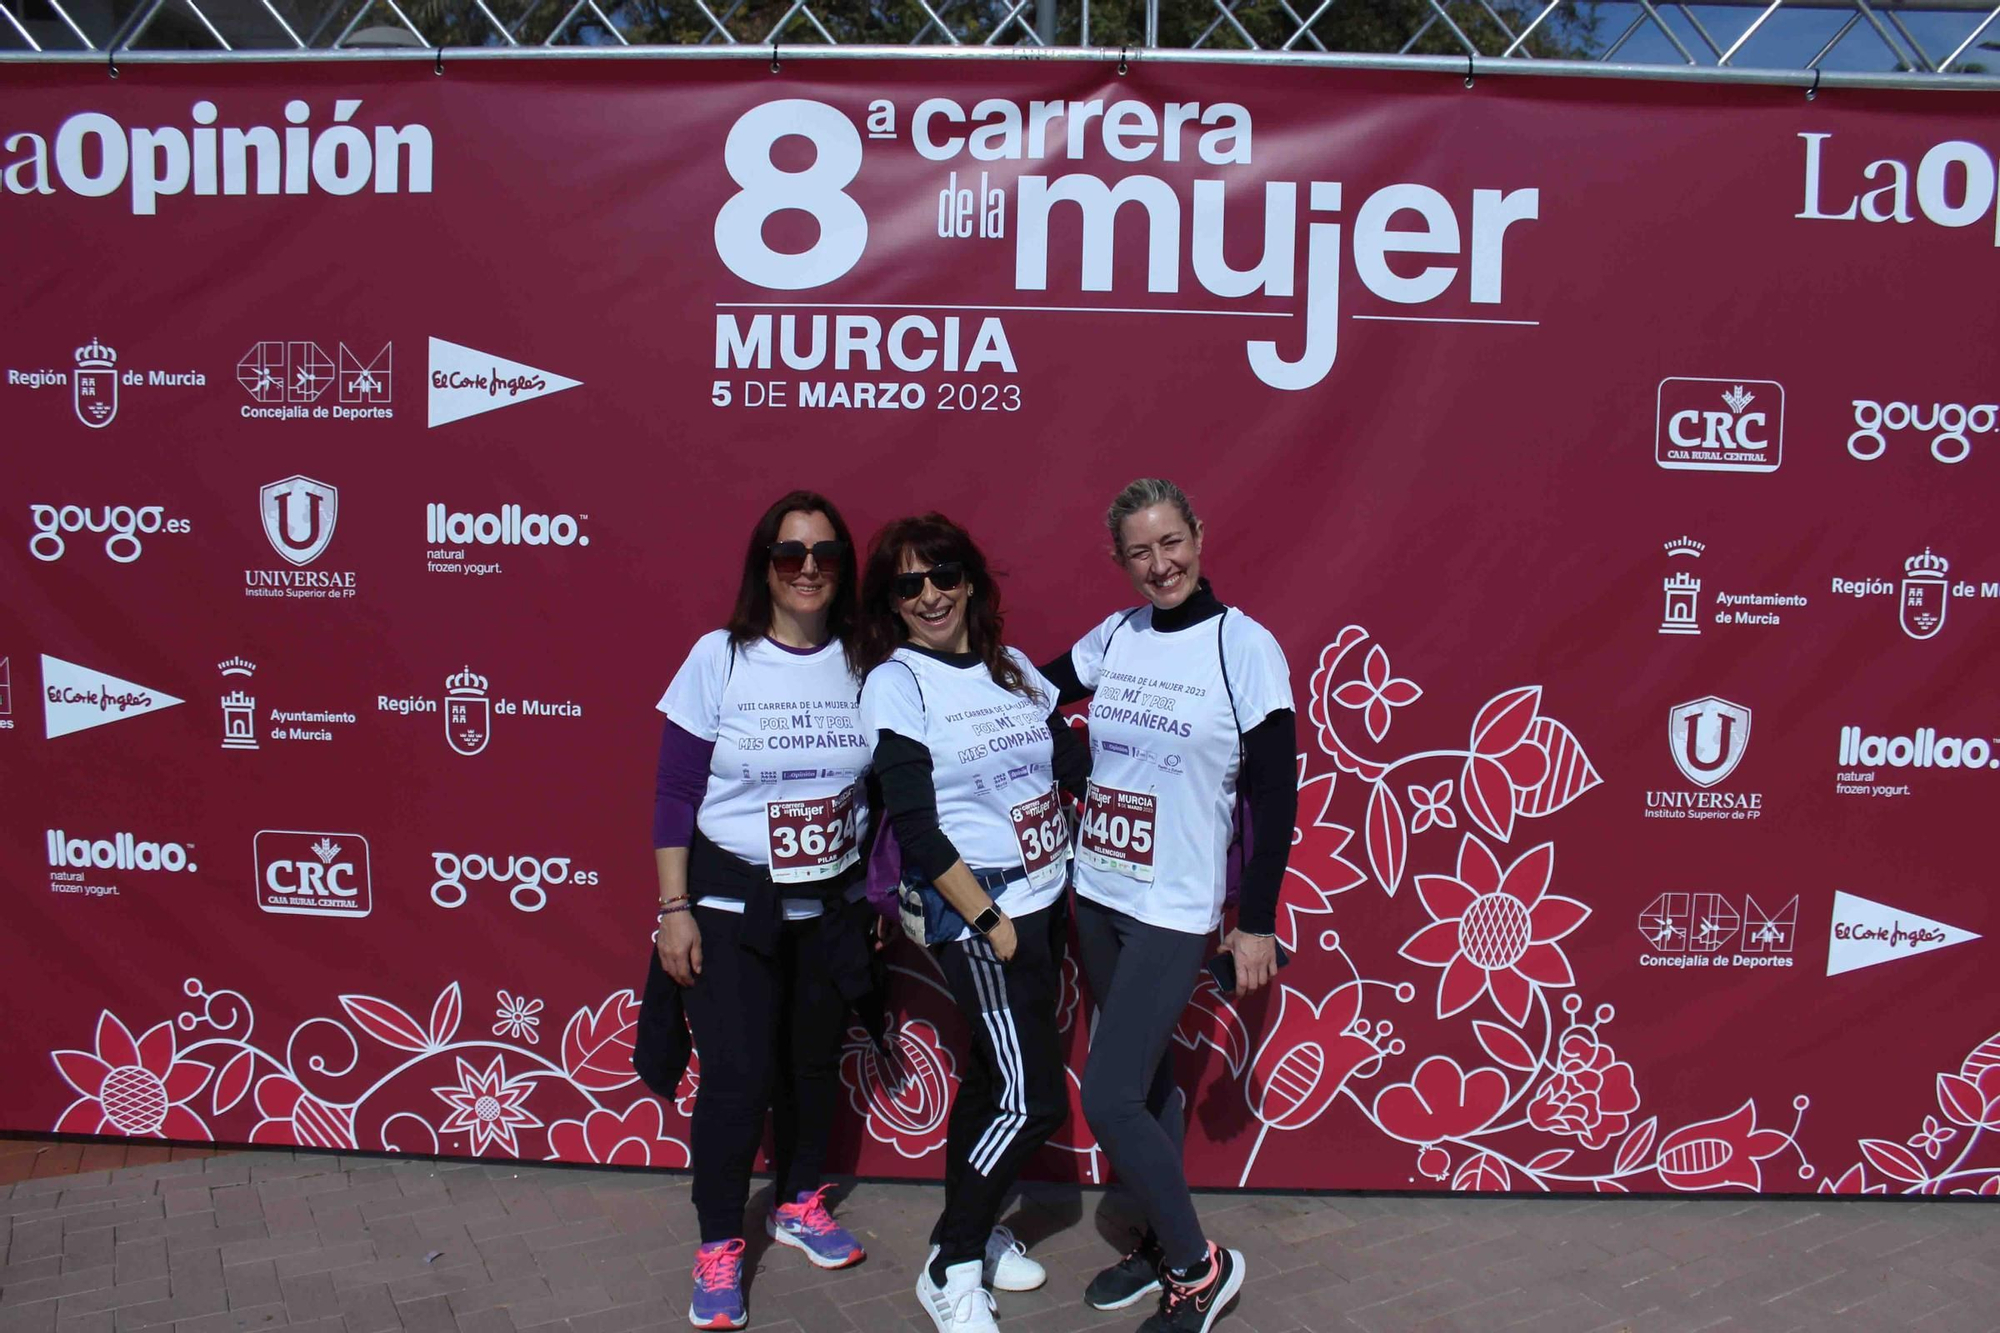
[1105,477,1199,549]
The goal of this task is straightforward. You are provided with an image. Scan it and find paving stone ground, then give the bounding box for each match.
[3,1145,1997,1333]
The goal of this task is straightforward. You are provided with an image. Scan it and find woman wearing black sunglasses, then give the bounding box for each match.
[651,490,878,1331]
[854,514,1088,1333]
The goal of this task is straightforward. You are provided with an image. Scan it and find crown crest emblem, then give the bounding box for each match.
[1720,385,1755,413]
[1904,548,1949,578]
[1664,537,1706,558]
[218,657,257,677]
[310,837,342,864]
[74,338,117,369]
[446,666,488,696]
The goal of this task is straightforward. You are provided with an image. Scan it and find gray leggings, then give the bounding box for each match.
[1075,894,1210,1269]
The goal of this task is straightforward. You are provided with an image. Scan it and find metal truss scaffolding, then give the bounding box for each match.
[1,0,1997,91]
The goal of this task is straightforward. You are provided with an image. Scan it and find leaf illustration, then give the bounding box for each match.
[1365,781,1408,897]
[1461,754,1516,843]
[340,994,432,1052]
[1471,686,1541,757]
[1615,1116,1660,1176]
[1452,1153,1511,1192]
[429,983,463,1049]
[1172,974,1253,1078]
[1859,1138,1926,1185]
[1516,718,1603,818]
[1595,1178,1630,1193]
[1474,1021,1538,1072]
[212,1049,256,1115]
[1937,1073,1988,1128]
[1525,1149,1573,1174]
[562,990,641,1091]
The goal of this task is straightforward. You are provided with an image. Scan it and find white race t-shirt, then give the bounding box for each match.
[657,631,871,918]
[859,646,1069,935]
[1069,606,1292,934]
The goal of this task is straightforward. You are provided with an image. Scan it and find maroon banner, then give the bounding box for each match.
[2,57,1997,1197]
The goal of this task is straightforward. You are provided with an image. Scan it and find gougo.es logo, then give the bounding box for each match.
[1848,399,1998,464]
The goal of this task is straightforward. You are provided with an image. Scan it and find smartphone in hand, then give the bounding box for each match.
[1204,941,1292,994]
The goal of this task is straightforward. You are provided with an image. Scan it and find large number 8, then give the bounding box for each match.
[715,100,868,291]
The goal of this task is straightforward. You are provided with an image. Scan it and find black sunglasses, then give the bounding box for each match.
[891,562,965,602]
[769,540,848,577]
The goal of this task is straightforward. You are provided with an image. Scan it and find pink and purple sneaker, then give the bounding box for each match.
[764,1185,865,1269]
[688,1238,746,1330]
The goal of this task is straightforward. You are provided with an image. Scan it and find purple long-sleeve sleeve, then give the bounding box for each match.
[653,719,715,849]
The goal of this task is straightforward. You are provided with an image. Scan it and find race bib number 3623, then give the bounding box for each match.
[1079,784,1157,882]
[765,786,858,884]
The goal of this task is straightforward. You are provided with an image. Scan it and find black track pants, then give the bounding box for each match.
[928,900,1070,1267]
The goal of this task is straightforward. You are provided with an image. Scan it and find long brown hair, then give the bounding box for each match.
[854,513,1038,701]
[724,490,861,675]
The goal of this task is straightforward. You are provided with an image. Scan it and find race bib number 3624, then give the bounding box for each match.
[1079,784,1157,882]
[765,786,859,884]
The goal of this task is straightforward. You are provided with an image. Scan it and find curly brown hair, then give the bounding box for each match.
[853,513,1039,701]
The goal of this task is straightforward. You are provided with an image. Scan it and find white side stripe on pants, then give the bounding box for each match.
[964,939,1027,1177]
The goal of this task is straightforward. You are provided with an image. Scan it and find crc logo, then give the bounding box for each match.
[30,503,190,563]
[259,476,338,566]
[255,830,371,918]
[1847,400,1997,465]
[1669,696,1752,787]
[1655,378,1783,474]
[430,851,597,912]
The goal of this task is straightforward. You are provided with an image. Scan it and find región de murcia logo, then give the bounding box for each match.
[375,666,584,756]
[3,337,204,427]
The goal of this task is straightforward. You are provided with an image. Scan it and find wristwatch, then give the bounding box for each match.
[971,905,1002,936]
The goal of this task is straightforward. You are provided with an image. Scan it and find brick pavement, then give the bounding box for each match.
[3,1147,1997,1333]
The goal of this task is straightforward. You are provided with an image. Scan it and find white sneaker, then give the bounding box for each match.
[984,1226,1045,1292]
[917,1258,998,1332]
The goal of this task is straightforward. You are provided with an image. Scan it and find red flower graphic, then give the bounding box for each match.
[1409,781,1456,834]
[840,1020,955,1159]
[546,1099,688,1167]
[53,1012,213,1140]
[1527,1031,1640,1150]
[248,1073,356,1150]
[1332,646,1423,743]
[1373,1056,1509,1144]
[1400,836,1588,1024]
[1655,1101,1791,1191]
[433,1054,542,1156]
[1244,983,1381,1133]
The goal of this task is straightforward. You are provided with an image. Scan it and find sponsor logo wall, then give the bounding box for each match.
[0,62,1994,1199]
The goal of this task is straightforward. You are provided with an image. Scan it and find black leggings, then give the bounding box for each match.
[928,900,1070,1268]
[1075,894,1210,1269]
[678,906,846,1242]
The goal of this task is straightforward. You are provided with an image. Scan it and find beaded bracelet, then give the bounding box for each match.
[658,901,693,917]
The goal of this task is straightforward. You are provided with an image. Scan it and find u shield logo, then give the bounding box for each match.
[259,476,339,566]
[1668,696,1752,788]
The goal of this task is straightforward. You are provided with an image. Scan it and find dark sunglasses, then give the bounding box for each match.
[769,540,848,577]
[891,562,965,601]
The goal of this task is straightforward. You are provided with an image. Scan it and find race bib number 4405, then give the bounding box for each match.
[1079,784,1156,882]
[765,786,859,884]
[1009,787,1068,889]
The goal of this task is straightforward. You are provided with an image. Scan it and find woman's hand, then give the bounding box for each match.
[1223,929,1277,994]
[984,913,1018,963]
[657,910,703,986]
[873,912,894,952]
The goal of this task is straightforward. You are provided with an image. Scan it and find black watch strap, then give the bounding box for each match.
[971,905,1002,935]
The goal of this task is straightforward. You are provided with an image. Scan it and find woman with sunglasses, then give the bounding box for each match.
[653,491,875,1330]
[854,514,1088,1333]
[1040,479,1297,1333]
